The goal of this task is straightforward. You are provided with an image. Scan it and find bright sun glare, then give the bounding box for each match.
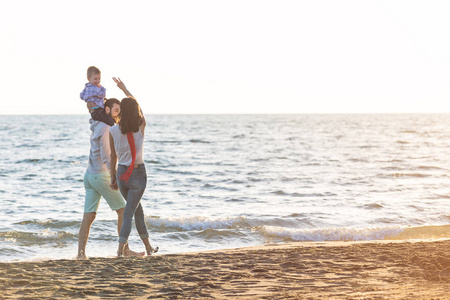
[1,0,450,114]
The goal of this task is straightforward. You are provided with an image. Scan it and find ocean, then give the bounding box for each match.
[1,114,449,262]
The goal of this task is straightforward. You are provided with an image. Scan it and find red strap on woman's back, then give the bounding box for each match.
[119,132,136,183]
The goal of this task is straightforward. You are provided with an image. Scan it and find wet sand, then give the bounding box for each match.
[1,240,449,299]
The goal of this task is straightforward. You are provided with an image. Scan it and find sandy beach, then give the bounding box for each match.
[1,239,449,299]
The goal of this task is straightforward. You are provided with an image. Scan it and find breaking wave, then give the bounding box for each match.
[256,224,450,242]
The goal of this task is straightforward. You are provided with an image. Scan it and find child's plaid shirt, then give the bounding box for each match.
[80,83,106,108]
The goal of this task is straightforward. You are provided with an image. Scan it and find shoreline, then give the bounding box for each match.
[1,239,449,299]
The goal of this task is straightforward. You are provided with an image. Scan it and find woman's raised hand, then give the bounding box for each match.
[113,77,133,97]
[113,77,126,90]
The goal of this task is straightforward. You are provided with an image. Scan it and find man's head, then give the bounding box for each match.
[104,98,121,123]
[87,66,101,87]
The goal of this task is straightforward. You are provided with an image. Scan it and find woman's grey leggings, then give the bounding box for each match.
[117,164,149,243]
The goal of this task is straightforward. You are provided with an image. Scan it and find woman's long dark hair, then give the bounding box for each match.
[118,97,143,134]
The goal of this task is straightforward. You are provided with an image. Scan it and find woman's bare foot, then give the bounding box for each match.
[117,242,126,257]
[142,238,159,256]
[122,243,145,257]
[146,246,159,256]
[124,248,145,257]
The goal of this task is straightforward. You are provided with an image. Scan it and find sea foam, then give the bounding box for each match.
[257,225,406,241]
[146,216,248,231]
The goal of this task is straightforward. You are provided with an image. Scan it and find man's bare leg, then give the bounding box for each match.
[115,208,144,257]
[77,212,96,259]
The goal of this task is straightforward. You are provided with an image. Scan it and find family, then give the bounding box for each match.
[77,66,158,259]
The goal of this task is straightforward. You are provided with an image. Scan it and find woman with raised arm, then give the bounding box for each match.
[109,77,158,256]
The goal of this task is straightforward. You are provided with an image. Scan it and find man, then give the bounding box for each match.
[77,80,141,259]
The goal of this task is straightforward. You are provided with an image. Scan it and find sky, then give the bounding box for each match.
[1,0,450,114]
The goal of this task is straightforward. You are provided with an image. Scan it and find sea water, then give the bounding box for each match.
[0,114,449,262]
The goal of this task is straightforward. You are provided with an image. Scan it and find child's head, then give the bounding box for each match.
[87,66,101,86]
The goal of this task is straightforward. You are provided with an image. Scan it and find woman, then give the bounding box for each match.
[109,79,158,256]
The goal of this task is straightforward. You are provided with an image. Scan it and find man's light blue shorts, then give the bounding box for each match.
[83,171,126,213]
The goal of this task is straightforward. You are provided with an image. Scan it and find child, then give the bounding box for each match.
[80,66,115,126]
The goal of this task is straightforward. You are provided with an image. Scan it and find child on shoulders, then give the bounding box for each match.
[80,66,115,126]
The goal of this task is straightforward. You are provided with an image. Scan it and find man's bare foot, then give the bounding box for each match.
[76,253,88,260]
[124,248,145,257]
